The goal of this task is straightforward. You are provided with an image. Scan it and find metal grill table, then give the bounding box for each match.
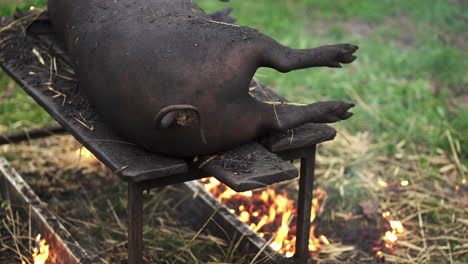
[0,14,336,264]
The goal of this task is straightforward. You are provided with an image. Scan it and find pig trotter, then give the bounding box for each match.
[153,105,207,144]
[322,44,359,68]
[313,101,355,122]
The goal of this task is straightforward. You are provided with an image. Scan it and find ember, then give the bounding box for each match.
[201,177,329,257]
[400,180,409,187]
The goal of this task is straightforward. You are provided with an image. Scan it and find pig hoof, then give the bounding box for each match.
[318,101,355,123]
[328,44,358,68]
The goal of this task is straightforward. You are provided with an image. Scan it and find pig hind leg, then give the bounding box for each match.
[251,37,358,131]
[256,36,358,72]
[256,101,355,133]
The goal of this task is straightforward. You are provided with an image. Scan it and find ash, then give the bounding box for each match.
[220,153,256,174]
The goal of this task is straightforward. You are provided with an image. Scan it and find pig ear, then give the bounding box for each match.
[153,105,207,144]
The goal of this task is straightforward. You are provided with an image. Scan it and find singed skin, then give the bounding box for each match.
[48,0,358,157]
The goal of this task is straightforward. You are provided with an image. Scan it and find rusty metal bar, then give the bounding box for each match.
[128,182,144,264]
[294,145,317,264]
[0,157,91,263]
[0,125,66,146]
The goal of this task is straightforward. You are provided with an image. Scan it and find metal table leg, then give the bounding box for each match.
[294,145,317,264]
[128,182,143,264]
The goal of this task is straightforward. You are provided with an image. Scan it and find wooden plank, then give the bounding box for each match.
[260,123,336,153]
[0,17,188,183]
[200,142,298,192]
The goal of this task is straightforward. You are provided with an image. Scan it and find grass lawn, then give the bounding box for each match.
[0,0,466,263]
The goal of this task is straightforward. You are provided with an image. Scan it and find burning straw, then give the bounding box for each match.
[200,177,330,258]
[0,201,49,264]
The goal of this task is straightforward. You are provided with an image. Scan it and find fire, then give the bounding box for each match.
[73,147,103,170]
[383,231,398,244]
[201,177,329,257]
[389,220,404,233]
[32,234,50,264]
[76,147,95,159]
[375,212,404,258]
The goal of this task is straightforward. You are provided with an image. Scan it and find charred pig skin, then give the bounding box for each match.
[47,0,357,157]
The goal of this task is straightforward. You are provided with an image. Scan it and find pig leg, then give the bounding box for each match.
[249,39,357,130]
[257,40,358,72]
[258,101,355,132]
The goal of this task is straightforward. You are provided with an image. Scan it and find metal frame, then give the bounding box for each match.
[127,146,318,264]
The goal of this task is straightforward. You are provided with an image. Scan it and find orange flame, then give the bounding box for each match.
[377,212,404,256]
[76,147,95,159]
[32,234,49,264]
[201,177,329,257]
[389,220,404,234]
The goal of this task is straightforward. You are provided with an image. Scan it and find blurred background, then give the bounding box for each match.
[0,1,466,263]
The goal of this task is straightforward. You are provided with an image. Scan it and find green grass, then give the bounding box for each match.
[0,77,55,133]
[0,0,46,15]
[0,0,52,133]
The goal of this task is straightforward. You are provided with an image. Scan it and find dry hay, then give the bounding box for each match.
[0,201,36,264]
[311,128,467,264]
[0,129,466,263]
